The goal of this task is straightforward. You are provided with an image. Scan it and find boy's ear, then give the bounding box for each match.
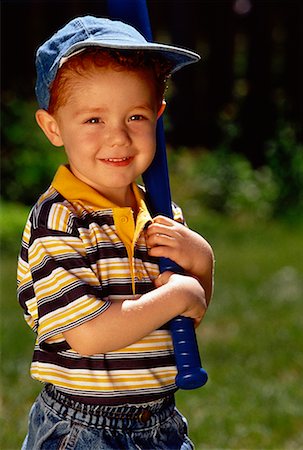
[157,100,166,119]
[35,109,64,147]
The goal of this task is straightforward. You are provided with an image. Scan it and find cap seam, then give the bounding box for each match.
[78,17,91,40]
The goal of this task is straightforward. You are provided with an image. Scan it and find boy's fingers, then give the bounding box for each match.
[148,244,173,258]
[146,222,182,239]
[146,231,175,247]
[154,271,174,288]
[153,215,175,227]
[147,221,172,233]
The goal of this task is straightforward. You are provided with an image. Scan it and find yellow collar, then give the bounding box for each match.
[52,164,152,246]
[52,165,146,211]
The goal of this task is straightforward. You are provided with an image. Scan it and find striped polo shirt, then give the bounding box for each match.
[17,165,184,405]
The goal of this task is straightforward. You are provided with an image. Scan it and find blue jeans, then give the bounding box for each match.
[21,384,194,449]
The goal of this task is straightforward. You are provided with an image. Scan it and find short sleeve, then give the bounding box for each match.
[27,226,111,349]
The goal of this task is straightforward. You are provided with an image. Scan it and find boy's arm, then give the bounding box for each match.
[63,272,206,355]
[145,216,214,304]
[22,209,207,357]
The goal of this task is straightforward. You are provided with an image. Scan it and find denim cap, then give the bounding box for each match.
[35,15,200,110]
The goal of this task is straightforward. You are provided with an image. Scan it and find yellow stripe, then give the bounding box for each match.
[39,296,106,336]
[34,270,80,298]
[31,365,176,391]
[48,204,71,232]
[22,222,31,243]
[26,298,38,321]
[17,263,31,282]
[30,237,85,265]
[34,268,100,301]
[113,333,173,353]
[25,315,36,330]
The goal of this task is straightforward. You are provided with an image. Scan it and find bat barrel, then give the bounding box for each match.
[108,0,153,41]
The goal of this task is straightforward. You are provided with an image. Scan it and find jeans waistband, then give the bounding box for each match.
[41,384,175,429]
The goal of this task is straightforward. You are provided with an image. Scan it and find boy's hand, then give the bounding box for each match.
[146,216,214,303]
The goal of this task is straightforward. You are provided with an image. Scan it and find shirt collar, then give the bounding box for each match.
[52,165,147,213]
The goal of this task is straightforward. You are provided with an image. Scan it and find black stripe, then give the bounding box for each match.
[31,191,66,229]
[87,245,128,263]
[50,387,177,406]
[37,283,103,316]
[135,248,158,264]
[32,253,88,279]
[76,212,114,229]
[19,243,29,262]
[18,284,35,309]
[33,348,175,371]
[30,227,79,245]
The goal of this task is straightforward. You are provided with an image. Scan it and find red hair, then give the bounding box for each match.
[48,48,172,114]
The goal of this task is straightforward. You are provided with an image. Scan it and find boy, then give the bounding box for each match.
[18,16,214,449]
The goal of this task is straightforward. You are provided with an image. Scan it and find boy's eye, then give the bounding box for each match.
[86,118,101,124]
[129,115,144,121]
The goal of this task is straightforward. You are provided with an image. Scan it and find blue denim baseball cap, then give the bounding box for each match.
[35,15,200,110]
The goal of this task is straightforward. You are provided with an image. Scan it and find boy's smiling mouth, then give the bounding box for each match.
[101,156,133,166]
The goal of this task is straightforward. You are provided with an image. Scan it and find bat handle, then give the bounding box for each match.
[160,258,208,389]
[170,316,208,389]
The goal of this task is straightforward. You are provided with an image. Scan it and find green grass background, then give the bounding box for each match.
[1,202,303,449]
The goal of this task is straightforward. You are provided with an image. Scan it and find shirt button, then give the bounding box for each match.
[120,216,128,223]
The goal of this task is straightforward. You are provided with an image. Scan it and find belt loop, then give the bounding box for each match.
[42,384,175,427]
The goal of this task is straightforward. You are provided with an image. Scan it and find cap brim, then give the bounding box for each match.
[61,40,200,73]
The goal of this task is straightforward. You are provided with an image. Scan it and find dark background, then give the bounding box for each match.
[2,0,303,167]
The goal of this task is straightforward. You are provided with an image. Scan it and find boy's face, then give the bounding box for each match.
[40,65,161,206]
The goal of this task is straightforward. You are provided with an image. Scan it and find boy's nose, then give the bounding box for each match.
[106,124,131,148]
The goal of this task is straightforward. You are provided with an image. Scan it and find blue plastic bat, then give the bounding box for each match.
[107,0,208,389]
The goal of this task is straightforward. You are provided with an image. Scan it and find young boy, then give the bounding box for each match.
[18,16,214,449]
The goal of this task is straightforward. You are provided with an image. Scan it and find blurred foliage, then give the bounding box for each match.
[1,98,303,222]
[169,148,279,222]
[265,121,303,219]
[0,201,30,254]
[1,97,66,206]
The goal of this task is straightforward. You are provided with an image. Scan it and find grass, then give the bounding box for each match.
[177,214,303,449]
[1,202,303,449]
